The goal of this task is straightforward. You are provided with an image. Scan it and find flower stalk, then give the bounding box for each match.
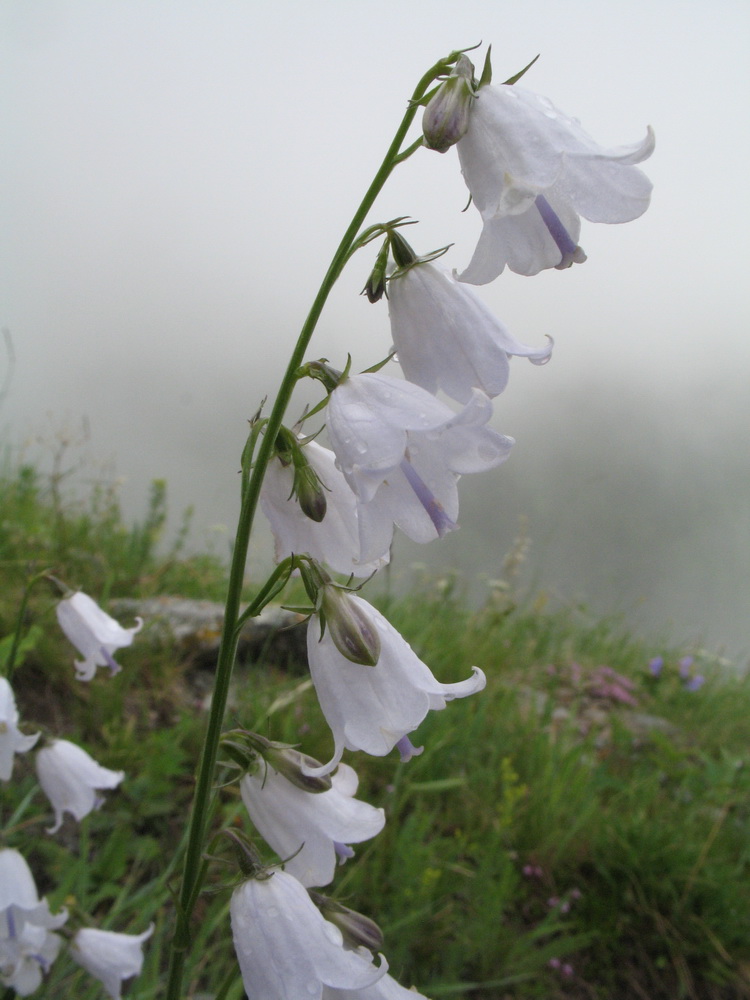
[164,51,460,1000]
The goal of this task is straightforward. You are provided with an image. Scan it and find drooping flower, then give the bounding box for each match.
[230,868,386,1000]
[35,739,125,834]
[71,925,154,1000]
[388,261,552,403]
[241,759,385,888]
[0,677,39,781]
[455,83,654,280]
[0,849,67,996]
[305,593,485,776]
[56,591,143,681]
[260,438,390,576]
[326,372,513,562]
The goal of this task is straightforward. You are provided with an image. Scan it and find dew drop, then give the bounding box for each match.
[266,906,279,919]
[354,441,367,455]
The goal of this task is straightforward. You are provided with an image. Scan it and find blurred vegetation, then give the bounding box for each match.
[1,457,749,1000]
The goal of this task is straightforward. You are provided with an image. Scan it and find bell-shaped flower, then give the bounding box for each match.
[388,262,552,403]
[56,591,143,681]
[230,867,387,1000]
[71,925,154,1000]
[326,373,513,562]
[0,849,67,996]
[305,593,485,776]
[455,83,654,280]
[261,438,390,577]
[35,739,125,834]
[240,759,385,888]
[0,677,39,781]
[323,972,433,998]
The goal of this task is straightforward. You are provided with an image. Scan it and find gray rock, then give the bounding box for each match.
[110,597,308,673]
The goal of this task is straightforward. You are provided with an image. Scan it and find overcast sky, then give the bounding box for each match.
[1,0,749,659]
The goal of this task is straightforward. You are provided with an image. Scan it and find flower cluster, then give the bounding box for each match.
[1,591,150,995]
[235,44,653,998]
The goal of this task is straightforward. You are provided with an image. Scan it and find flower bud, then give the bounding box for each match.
[319,584,381,667]
[263,745,333,793]
[309,891,385,952]
[422,54,476,153]
[362,238,390,303]
[295,459,328,522]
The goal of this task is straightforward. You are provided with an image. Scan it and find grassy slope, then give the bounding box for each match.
[1,464,749,1000]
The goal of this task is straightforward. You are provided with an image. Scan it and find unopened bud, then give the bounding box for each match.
[263,745,333,793]
[422,54,476,153]
[295,461,327,522]
[309,892,384,952]
[362,238,390,303]
[319,585,381,666]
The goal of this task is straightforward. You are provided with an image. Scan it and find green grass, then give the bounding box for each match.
[1,460,749,999]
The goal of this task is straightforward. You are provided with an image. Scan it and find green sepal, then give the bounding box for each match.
[479,45,492,88]
[503,53,540,86]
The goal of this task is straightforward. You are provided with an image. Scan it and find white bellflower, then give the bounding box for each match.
[326,373,513,562]
[71,925,154,1000]
[0,849,67,996]
[388,262,552,403]
[0,677,39,781]
[230,868,386,1000]
[305,594,485,776]
[456,84,654,279]
[261,439,389,576]
[56,591,143,681]
[35,739,125,833]
[240,761,385,888]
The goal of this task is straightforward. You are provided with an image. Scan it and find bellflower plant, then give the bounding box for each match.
[240,759,385,888]
[305,591,486,776]
[71,925,154,1000]
[230,868,387,1000]
[326,372,513,561]
[388,260,553,403]
[56,590,143,681]
[35,738,125,833]
[156,43,655,1000]
[450,69,654,279]
[0,676,39,780]
[0,849,67,996]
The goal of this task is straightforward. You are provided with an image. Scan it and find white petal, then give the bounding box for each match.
[307,600,484,772]
[35,740,124,833]
[72,926,153,1000]
[231,871,386,999]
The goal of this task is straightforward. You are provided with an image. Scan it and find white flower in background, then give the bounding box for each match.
[0,848,67,996]
[230,868,386,1000]
[326,373,513,562]
[35,739,125,833]
[56,591,143,681]
[0,677,39,781]
[261,439,390,576]
[241,760,385,888]
[388,262,552,403]
[324,972,433,998]
[305,594,485,776]
[456,84,654,279]
[71,925,154,1000]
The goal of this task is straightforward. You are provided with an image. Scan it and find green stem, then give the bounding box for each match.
[164,54,449,1000]
[3,569,51,681]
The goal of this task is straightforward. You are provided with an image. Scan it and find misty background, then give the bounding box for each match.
[1,1,748,660]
